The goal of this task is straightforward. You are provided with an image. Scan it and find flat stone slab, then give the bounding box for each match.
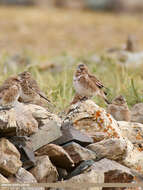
[52,122,93,147]
[30,121,62,151]
[63,142,96,164]
[36,143,74,169]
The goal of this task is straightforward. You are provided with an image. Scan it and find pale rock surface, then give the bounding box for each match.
[65,100,122,139]
[123,139,143,173]
[63,142,97,164]
[9,167,44,190]
[30,121,62,151]
[92,158,134,183]
[64,169,104,190]
[35,143,74,169]
[0,174,10,190]
[0,103,61,137]
[0,138,22,176]
[87,138,127,161]
[118,121,143,144]
[30,155,58,183]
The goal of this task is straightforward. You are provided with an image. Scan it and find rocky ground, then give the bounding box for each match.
[0,98,143,190]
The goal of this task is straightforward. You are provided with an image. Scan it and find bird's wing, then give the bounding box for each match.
[88,74,104,89]
[0,84,10,93]
[29,79,41,93]
[0,84,18,100]
[27,81,51,103]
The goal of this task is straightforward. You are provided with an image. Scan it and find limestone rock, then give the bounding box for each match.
[30,121,62,151]
[63,142,97,164]
[9,167,44,190]
[9,136,36,169]
[118,121,143,145]
[122,139,143,173]
[0,174,10,190]
[27,104,61,126]
[87,138,127,161]
[90,132,109,143]
[131,103,143,123]
[16,167,37,183]
[35,143,74,169]
[30,155,58,183]
[0,103,61,138]
[118,121,143,172]
[65,100,122,139]
[92,158,134,183]
[0,103,38,137]
[64,169,104,190]
[0,138,22,176]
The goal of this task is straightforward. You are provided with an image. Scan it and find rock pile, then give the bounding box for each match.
[0,99,143,189]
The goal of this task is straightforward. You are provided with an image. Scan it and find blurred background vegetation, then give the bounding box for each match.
[0,0,143,112]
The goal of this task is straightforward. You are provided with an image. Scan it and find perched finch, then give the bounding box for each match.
[0,76,21,110]
[73,64,109,104]
[18,71,53,109]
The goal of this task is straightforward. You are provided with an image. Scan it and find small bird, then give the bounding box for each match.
[73,64,109,104]
[18,71,52,107]
[107,95,131,121]
[0,76,21,110]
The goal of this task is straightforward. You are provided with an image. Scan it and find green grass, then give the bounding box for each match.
[0,51,143,113]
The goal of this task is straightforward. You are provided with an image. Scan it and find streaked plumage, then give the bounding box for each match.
[73,64,109,104]
[107,95,131,121]
[18,71,51,107]
[0,76,21,109]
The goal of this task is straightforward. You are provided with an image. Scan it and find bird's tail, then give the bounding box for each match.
[104,98,110,105]
[100,90,111,105]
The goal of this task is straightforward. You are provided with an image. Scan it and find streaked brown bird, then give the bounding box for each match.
[107,95,131,121]
[73,64,109,104]
[18,71,52,107]
[0,76,21,110]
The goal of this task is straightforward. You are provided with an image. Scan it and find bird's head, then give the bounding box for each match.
[77,64,88,74]
[18,71,31,80]
[112,95,126,105]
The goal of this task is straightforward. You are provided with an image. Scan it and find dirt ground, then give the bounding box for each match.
[0,6,143,57]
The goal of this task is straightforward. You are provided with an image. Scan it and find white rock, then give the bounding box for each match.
[9,167,44,190]
[30,155,58,183]
[65,100,122,139]
[0,138,22,176]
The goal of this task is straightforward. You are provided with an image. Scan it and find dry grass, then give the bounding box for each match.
[0,7,143,112]
[0,6,143,56]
